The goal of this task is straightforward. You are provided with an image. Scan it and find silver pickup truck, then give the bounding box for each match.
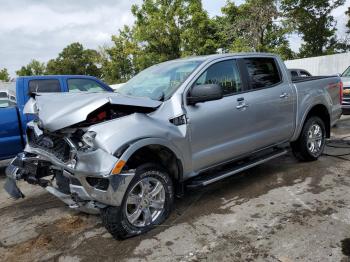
[4,53,342,239]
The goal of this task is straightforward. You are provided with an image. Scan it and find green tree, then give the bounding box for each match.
[281,0,345,57]
[101,26,136,84]
[179,0,218,56]
[215,1,239,53]
[131,0,218,68]
[104,0,219,84]
[131,0,182,67]
[220,0,294,59]
[46,42,102,77]
[0,68,10,82]
[16,59,46,76]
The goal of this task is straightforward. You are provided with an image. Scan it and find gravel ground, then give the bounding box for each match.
[1,117,350,262]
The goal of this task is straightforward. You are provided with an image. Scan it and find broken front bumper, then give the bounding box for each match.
[4,148,135,212]
[4,161,24,199]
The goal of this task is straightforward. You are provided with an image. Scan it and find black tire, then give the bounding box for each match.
[101,163,174,240]
[291,116,326,162]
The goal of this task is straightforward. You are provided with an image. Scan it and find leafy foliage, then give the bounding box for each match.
[0,68,10,82]
[179,0,219,56]
[16,59,46,76]
[46,42,102,77]
[100,26,135,84]
[102,0,218,83]
[281,0,345,57]
[220,0,294,59]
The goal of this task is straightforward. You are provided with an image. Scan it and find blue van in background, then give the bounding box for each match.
[0,75,113,160]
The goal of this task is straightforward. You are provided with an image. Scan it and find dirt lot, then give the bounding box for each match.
[1,118,350,262]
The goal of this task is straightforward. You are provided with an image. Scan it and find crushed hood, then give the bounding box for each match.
[24,92,162,131]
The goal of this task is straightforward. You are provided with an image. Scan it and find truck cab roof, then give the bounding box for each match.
[17,75,105,80]
[170,53,280,64]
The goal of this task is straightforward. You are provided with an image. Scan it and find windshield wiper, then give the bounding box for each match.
[156,92,165,102]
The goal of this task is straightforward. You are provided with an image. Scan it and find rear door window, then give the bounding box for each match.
[244,58,281,90]
[67,79,107,92]
[29,79,61,93]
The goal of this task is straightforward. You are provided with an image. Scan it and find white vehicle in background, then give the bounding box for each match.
[0,90,9,107]
[288,69,312,79]
[341,66,350,114]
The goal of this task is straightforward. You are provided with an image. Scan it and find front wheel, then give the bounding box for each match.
[291,116,326,161]
[101,164,174,239]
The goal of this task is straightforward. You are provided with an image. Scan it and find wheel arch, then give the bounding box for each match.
[116,138,184,183]
[295,104,331,140]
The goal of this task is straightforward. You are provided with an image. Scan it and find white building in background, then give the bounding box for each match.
[285,52,350,76]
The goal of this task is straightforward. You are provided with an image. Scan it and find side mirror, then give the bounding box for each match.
[187,84,223,105]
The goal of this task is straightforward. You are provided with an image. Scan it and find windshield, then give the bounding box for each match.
[118,60,203,100]
[342,66,350,77]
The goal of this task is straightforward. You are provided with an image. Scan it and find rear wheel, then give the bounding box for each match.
[101,164,174,239]
[291,116,326,161]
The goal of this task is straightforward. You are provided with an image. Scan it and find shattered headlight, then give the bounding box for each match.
[82,131,97,149]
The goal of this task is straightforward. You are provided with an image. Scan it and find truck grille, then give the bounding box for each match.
[27,128,71,163]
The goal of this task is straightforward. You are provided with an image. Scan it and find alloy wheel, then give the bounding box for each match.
[125,177,166,227]
[307,123,323,155]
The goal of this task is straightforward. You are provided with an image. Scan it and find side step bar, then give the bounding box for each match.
[187,149,288,188]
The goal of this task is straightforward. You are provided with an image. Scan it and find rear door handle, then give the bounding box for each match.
[280,93,289,98]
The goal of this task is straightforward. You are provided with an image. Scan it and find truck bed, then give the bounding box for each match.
[292,75,337,83]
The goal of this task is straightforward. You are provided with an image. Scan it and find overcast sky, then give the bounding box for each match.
[0,0,349,77]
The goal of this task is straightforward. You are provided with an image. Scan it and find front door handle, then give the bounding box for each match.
[280,93,289,98]
[236,103,249,109]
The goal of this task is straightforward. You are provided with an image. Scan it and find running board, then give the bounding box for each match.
[187,149,287,188]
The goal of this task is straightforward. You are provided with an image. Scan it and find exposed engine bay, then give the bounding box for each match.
[72,103,157,128]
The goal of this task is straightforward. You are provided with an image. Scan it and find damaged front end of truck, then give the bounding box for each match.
[4,92,163,214]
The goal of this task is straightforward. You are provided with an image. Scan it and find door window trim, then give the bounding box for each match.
[66,78,106,92]
[28,79,61,93]
[184,57,248,104]
[242,57,284,93]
